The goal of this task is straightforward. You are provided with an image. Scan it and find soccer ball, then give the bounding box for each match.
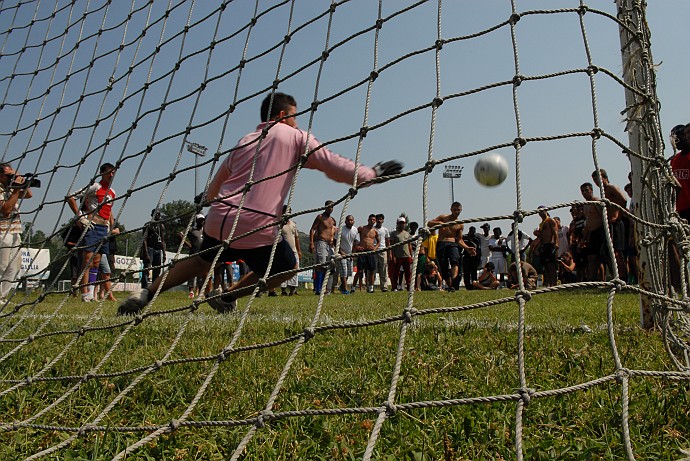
[474,153,509,187]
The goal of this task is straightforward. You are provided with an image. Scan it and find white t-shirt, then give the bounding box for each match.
[557,225,570,256]
[477,233,491,262]
[376,226,389,249]
[340,225,359,254]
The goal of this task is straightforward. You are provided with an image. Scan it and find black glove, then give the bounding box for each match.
[373,160,403,179]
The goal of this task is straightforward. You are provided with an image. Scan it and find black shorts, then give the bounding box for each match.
[610,219,626,252]
[539,243,557,264]
[587,226,605,256]
[357,253,377,271]
[199,233,296,277]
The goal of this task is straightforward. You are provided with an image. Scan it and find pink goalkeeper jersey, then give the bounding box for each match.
[204,122,376,249]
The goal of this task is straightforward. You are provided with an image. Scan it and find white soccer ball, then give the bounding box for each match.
[474,153,509,187]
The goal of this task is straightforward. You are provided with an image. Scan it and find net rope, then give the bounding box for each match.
[0,0,688,459]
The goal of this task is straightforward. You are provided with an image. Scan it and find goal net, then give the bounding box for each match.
[1,0,688,459]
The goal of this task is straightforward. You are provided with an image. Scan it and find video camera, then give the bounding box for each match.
[10,173,40,189]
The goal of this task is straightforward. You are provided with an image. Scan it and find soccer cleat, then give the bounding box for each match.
[205,288,236,314]
[118,289,149,315]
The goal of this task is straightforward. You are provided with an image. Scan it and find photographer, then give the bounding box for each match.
[472,262,499,290]
[0,163,33,303]
[557,251,578,284]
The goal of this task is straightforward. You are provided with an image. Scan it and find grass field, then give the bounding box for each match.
[1,288,689,460]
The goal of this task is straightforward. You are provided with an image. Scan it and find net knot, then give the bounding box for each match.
[27,334,35,343]
[587,64,599,75]
[578,4,589,15]
[154,360,163,370]
[321,51,329,61]
[418,227,430,239]
[512,210,525,223]
[432,97,444,108]
[513,137,527,147]
[24,376,33,385]
[218,351,227,362]
[615,368,631,382]
[169,419,180,431]
[424,159,437,173]
[435,39,444,50]
[509,13,521,25]
[515,290,532,302]
[512,74,523,87]
[590,128,603,139]
[611,278,625,291]
[243,181,254,193]
[303,327,315,341]
[256,410,274,428]
[257,278,268,290]
[384,402,397,416]
[359,126,369,138]
[403,308,417,323]
[134,315,144,325]
[518,387,533,406]
[369,70,379,81]
[348,187,358,199]
[311,100,320,112]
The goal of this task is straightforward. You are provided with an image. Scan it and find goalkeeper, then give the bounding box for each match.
[120,92,402,314]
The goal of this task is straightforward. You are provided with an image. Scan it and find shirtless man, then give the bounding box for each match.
[309,200,337,295]
[580,182,605,281]
[427,202,476,291]
[534,206,559,287]
[592,169,628,281]
[355,214,380,293]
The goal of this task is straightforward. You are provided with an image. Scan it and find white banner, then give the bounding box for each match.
[113,254,143,271]
[20,248,50,280]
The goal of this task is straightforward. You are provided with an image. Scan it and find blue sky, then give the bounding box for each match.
[0,0,686,245]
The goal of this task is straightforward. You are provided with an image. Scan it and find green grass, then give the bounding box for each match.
[1,289,688,460]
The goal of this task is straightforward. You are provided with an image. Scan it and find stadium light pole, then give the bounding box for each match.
[442,165,463,203]
[186,141,208,197]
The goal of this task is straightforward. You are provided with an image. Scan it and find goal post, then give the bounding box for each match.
[616,0,664,329]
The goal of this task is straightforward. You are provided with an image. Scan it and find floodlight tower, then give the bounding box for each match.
[442,165,463,203]
[186,141,208,196]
